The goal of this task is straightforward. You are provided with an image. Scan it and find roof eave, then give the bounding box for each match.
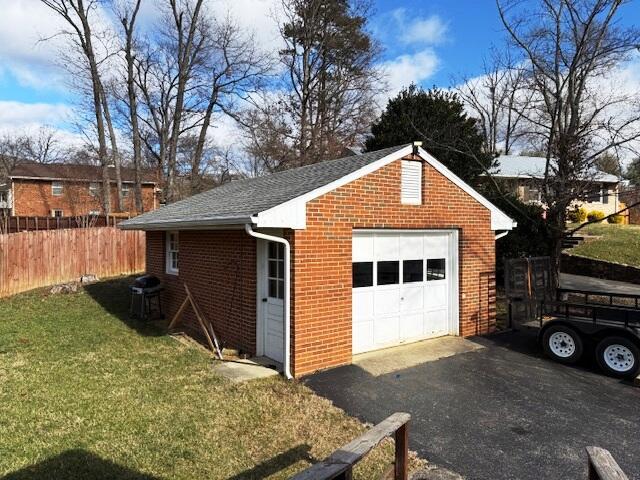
[10,175,157,184]
[118,215,253,231]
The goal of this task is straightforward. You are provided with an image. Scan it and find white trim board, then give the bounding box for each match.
[255,145,516,231]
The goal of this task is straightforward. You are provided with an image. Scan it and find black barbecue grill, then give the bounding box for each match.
[129,275,164,320]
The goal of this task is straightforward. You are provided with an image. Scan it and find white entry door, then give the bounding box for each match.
[263,241,285,363]
[352,231,456,354]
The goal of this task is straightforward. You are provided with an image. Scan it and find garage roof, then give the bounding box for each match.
[120,144,516,231]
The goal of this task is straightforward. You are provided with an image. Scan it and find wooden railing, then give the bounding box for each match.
[586,447,628,480]
[291,412,410,480]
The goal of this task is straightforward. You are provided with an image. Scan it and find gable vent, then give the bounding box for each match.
[401,160,422,204]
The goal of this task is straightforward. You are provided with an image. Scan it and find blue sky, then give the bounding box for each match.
[0,0,639,142]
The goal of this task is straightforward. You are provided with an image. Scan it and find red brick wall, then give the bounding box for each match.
[12,179,157,216]
[146,230,257,354]
[290,157,496,376]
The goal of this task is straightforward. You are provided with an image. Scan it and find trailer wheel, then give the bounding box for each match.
[542,325,583,364]
[595,336,640,379]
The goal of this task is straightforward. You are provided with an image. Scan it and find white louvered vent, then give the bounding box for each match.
[401,160,422,204]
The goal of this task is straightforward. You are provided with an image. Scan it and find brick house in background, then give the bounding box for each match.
[121,144,515,377]
[0,163,160,217]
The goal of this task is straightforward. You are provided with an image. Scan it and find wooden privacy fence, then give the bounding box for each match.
[0,215,128,234]
[0,227,145,298]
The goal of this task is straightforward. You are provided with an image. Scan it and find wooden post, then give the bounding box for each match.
[586,446,628,480]
[334,469,352,480]
[394,421,408,480]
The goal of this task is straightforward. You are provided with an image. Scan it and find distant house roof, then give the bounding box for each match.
[9,163,159,184]
[491,155,619,183]
[120,144,516,231]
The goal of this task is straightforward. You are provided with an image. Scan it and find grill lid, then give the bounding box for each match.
[133,275,161,289]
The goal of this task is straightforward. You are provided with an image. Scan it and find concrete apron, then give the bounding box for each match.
[353,336,484,377]
[211,356,280,383]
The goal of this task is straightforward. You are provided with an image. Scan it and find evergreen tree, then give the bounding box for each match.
[366,85,493,184]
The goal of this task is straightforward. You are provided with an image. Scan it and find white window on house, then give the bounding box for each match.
[0,191,7,203]
[88,210,100,216]
[51,209,64,218]
[601,184,609,204]
[401,160,422,204]
[166,231,179,275]
[122,184,130,197]
[52,181,63,196]
[89,182,100,196]
[522,184,542,203]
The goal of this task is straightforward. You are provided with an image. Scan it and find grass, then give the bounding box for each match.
[0,277,407,480]
[567,223,640,267]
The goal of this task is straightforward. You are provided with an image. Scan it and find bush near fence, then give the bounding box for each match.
[0,227,145,298]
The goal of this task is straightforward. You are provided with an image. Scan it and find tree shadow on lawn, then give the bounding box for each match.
[225,444,315,480]
[1,449,160,480]
[83,276,166,338]
[2,446,317,480]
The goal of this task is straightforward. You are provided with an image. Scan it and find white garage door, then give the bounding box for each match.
[352,230,457,354]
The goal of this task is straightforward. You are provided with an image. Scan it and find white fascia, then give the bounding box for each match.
[254,145,414,229]
[253,144,517,231]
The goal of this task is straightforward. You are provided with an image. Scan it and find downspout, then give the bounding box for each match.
[244,224,293,380]
[495,230,510,240]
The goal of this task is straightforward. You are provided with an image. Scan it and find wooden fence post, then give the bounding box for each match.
[395,421,408,480]
[586,446,628,480]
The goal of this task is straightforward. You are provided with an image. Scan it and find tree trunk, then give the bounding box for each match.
[191,85,218,195]
[77,0,111,215]
[100,84,123,212]
[166,0,205,203]
[122,0,144,213]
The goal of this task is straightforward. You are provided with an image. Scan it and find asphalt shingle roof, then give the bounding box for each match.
[10,162,158,183]
[121,145,408,229]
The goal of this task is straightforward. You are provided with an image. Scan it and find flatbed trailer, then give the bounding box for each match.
[509,288,640,379]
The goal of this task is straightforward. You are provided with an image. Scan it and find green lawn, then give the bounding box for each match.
[0,278,405,479]
[567,223,640,267]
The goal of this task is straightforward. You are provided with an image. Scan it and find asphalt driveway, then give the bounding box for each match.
[304,331,640,479]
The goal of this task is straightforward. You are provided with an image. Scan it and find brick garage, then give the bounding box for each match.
[122,144,514,378]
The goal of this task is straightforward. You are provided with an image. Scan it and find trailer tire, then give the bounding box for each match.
[595,336,640,379]
[542,325,583,364]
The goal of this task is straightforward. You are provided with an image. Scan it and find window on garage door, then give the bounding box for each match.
[353,262,373,287]
[353,260,445,286]
[427,258,446,280]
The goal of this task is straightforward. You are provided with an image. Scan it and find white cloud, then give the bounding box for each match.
[0,101,71,128]
[391,9,448,45]
[0,0,70,89]
[206,0,282,54]
[0,100,85,147]
[379,50,440,96]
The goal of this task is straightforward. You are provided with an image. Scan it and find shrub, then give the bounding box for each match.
[482,193,552,283]
[567,206,587,223]
[587,210,605,222]
[607,214,624,224]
